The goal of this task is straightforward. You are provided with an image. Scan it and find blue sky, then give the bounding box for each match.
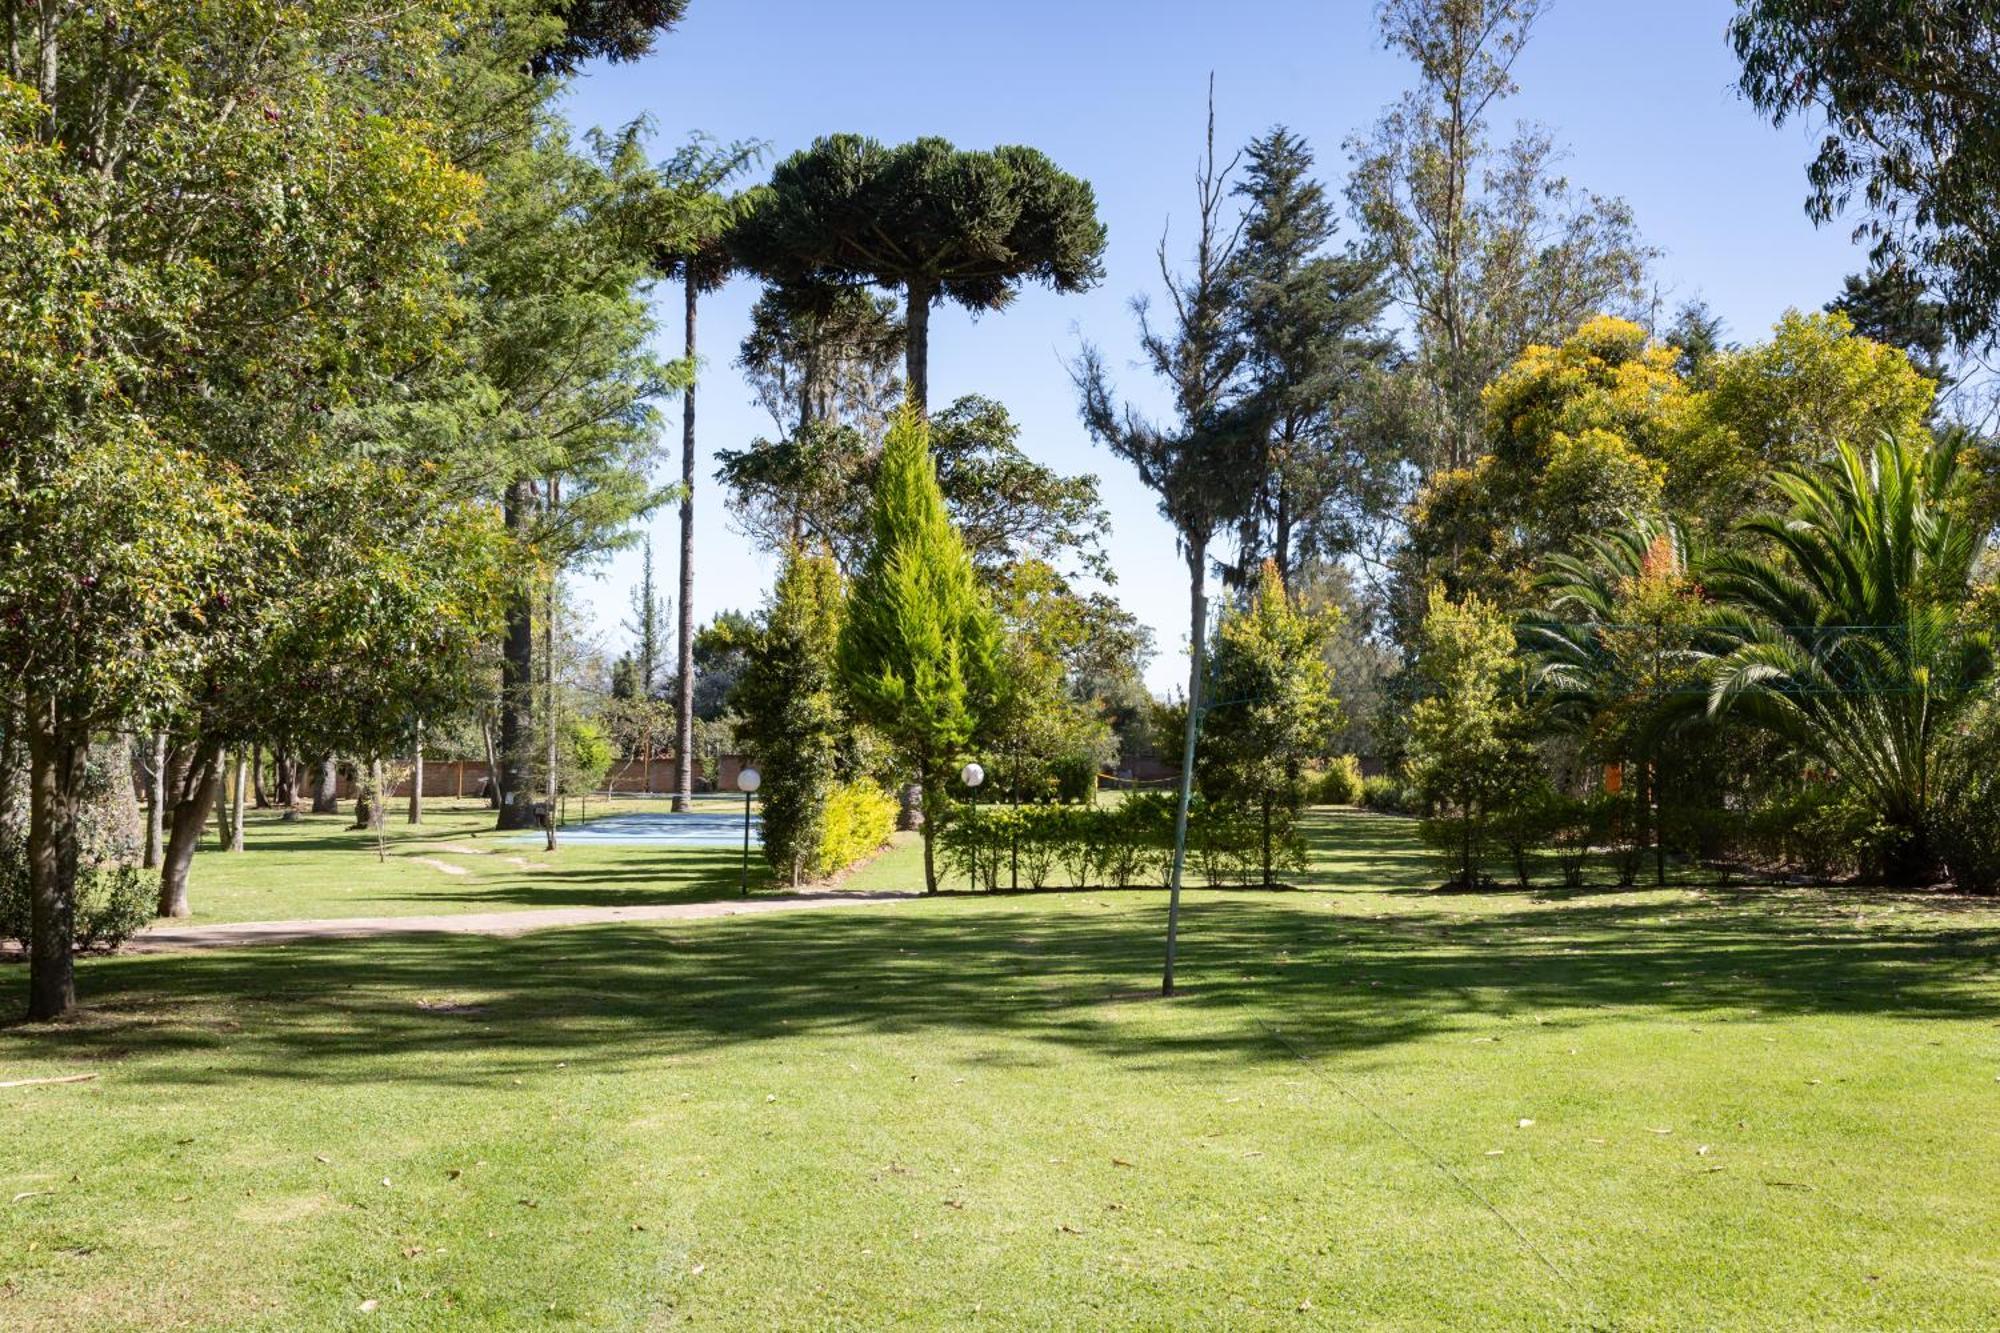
[562,0,1861,693]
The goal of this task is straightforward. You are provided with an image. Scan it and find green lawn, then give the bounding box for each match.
[7,809,2000,1328]
[174,796,790,923]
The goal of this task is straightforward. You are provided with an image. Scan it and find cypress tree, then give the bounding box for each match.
[838,407,1001,893]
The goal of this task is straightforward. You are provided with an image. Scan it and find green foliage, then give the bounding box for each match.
[1687,310,1936,534]
[1228,126,1398,578]
[838,408,1002,892]
[1360,774,1413,814]
[1316,756,1364,806]
[1350,0,1652,480]
[936,796,1285,891]
[1701,432,1993,883]
[1407,586,1539,888]
[1732,0,2000,347]
[0,838,155,954]
[733,547,846,885]
[733,135,1106,405]
[813,781,898,881]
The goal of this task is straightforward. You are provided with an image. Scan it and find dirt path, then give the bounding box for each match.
[122,892,921,955]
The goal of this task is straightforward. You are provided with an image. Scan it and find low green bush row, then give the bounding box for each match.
[0,832,156,953]
[936,795,1305,891]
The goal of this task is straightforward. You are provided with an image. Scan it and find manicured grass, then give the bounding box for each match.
[7,809,2000,1328]
[174,796,791,924]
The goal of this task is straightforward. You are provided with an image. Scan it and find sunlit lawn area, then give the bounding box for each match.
[7,808,2000,1329]
[175,796,788,924]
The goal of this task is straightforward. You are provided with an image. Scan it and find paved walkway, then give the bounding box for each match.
[124,892,919,955]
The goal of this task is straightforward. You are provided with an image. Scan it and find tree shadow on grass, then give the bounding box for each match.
[8,880,1999,1092]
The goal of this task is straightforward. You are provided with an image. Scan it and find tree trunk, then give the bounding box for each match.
[229,753,246,852]
[918,758,937,894]
[673,278,698,815]
[214,749,232,849]
[24,703,84,1020]
[407,722,423,825]
[904,280,932,413]
[275,750,299,822]
[158,740,222,918]
[1261,790,1272,887]
[142,731,165,868]
[496,477,539,830]
[1163,541,1208,997]
[251,743,269,808]
[311,753,339,814]
[0,703,22,840]
[480,721,501,810]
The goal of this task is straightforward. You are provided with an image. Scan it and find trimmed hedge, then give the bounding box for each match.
[937,795,1304,890]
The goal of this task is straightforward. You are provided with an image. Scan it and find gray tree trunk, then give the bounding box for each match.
[673,278,698,814]
[1163,542,1208,997]
[24,703,84,1020]
[496,477,539,830]
[142,732,165,868]
[311,753,339,815]
[158,741,223,918]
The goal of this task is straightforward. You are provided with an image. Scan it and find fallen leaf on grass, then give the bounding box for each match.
[690,1263,705,1276]
[1111,1157,1135,1168]
[172,1194,193,1204]
[517,1198,539,1209]
[1646,1128,1673,1136]
[1516,1119,1535,1129]
[359,1299,379,1314]
[1057,1223,1084,1235]
[1298,1299,1314,1313]
[1484,1150,1504,1157]
[445,1169,462,1181]
[941,1199,965,1210]
[11,1190,54,1203]
[1765,1180,1816,1190]
[313,1154,330,1165]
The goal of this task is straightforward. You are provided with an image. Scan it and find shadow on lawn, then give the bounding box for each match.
[9,867,2000,1088]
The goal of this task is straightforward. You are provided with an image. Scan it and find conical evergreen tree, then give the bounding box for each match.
[839,407,1001,892]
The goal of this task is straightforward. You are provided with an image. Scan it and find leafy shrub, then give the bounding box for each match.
[0,831,157,953]
[812,780,897,880]
[1316,755,1363,806]
[1935,774,2000,894]
[1360,775,1412,814]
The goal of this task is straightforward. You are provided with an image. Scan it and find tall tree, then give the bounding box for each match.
[837,408,1002,893]
[1347,0,1651,481]
[531,0,691,76]
[731,135,1107,410]
[1229,127,1397,586]
[1732,0,2000,349]
[739,281,905,437]
[650,140,759,814]
[1198,561,1342,885]
[623,536,669,698]
[732,546,845,885]
[1072,89,1265,995]
[1828,263,1953,387]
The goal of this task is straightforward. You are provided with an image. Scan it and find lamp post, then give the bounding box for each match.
[737,766,761,896]
[960,761,984,891]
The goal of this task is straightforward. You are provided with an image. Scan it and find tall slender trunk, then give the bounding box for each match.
[1163,542,1208,997]
[251,743,269,808]
[480,721,500,810]
[142,731,165,867]
[918,757,937,894]
[23,701,84,1020]
[311,753,338,814]
[0,701,21,839]
[904,280,933,413]
[1261,790,1272,887]
[407,721,423,825]
[673,278,698,814]
[275,750,298,822]
[544,517,560,854]
[229,753,246,852]
[214,748,232,849]
[159,740,222,918]
[496,477,538,829]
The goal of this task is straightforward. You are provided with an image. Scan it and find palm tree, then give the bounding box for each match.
[1524,517,1716,882]
[1699,432,1994,883]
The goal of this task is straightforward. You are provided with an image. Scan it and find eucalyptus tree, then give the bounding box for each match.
[1072,93,1265,994]
[1732,0,2000,350]
[1347,0,1651,481]
[731,135,1107,410]
[649,138,760,812]
[739,281,905,436]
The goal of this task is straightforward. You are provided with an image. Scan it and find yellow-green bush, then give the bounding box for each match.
[1317,755,1363,805]
[812,780,897,879]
